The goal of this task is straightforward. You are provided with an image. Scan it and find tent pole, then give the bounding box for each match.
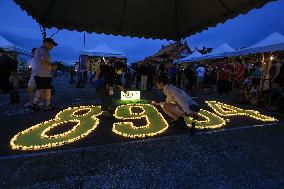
[40,25,47,39]
[84,32,86,48]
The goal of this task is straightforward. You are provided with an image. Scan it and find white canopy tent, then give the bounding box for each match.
[0,34,30,55]
[0,34,32,63]
[196,43,235,61]
[80,43,126,58]
[233,32,284,56]
[177,51,202,63]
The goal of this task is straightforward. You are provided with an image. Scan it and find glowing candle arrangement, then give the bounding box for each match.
[113,104,169,138]
[206,101,277,122]
[184,109,226,129]
[10,101,277,151]
[10,106,102,151]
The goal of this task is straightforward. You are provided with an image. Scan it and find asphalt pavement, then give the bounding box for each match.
[0,76,283,188]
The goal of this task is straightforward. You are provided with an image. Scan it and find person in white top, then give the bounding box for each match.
[31,38,57,110]
[152,75,200,127]
[196,65,205,88]
[27,48,37,105]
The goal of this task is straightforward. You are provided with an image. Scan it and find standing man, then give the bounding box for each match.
[0,48,18,94]
[93,61,127,116]
[196,64,205,88]
[31,38,57,110]
[233,58,245,89]
[140,63,148,91]
[217,60,231,96]
[184,64,197,96]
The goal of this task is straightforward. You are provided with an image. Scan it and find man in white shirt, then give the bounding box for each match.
[152,75,200,128]
[27,48,37,105]
[196,65,205,88]
[31,38,57,110]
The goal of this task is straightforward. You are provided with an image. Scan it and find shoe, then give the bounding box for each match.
[171,117,188,129]
[102,111,112,117]
[170,120,179,127]
[44,104,57,110]
[38,102,45,107]
[190,120,196,136]
[30,103,40,110]
[177,117,188,128]
[24,103,31,107]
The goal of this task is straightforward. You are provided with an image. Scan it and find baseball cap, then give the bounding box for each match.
[43,38,58,46]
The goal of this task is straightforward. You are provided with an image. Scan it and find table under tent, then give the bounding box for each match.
[75,43,126,88]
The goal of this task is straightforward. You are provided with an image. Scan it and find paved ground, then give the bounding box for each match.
[0,77,283,188]
[0,125,283,188]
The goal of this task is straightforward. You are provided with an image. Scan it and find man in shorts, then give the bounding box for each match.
[31,38,57,110]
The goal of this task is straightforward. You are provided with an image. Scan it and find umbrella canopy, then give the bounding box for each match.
[80,43,126,58]
[13,0,274,40]
[177,50,202,63]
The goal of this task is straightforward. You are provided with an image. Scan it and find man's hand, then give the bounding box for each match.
[118,85,127,93]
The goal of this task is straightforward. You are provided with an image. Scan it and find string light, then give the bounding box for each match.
[10,106,102,151]
[112,104,169,138]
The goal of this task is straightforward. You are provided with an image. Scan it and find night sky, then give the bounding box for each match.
[0,0,284,64]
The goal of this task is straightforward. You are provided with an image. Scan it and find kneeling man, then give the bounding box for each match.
[152,75,200,127]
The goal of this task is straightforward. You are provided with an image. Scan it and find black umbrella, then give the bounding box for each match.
[14,0,274,40]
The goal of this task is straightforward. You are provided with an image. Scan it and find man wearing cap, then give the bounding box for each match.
[31,38,57,110]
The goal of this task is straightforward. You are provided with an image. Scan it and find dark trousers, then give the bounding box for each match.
[0,74,10,92]
[136,76,140,89]
[147,76,154,90]
[217,80,231,94]
[96,86,112,111]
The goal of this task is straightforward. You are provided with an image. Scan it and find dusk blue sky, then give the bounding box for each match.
[0,0,284,64]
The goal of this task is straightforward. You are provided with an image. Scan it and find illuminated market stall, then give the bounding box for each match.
[76,43,126,87]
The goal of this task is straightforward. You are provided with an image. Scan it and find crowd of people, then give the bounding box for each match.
[90,59,200,129]
[122,56,284,112]
[1,40,284,115]
[0,38,58,109]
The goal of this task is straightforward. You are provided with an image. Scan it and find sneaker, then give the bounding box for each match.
[170,120,179,127]
[171,117,188,129]
[190,120,196,136]
[24,103,31,107]
[44,104,57,110]
[102,111,112,117]
[38,102,45,107]
[177,117,188,129]
[30,103,40,110]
